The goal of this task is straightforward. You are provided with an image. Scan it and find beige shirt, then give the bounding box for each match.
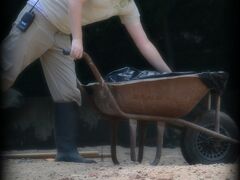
[40,0,140,34]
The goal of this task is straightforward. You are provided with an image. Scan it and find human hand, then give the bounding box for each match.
[70,38,83,60]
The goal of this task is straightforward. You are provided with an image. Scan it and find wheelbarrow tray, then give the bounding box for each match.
[85,74,209,118]
[75,53,238,165]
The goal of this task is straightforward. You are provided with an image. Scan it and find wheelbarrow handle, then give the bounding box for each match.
[62,49,105,86]
[82,52,105,86]
[62,49,127,116]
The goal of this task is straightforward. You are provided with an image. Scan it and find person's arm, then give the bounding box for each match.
[68,0,86,59]
[124,22,172,72]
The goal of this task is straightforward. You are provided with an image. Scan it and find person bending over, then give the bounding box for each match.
[1,0,171,163]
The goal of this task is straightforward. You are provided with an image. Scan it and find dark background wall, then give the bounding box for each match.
[1,0,239,150]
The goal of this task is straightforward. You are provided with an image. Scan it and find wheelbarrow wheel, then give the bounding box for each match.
[181,110,239,165]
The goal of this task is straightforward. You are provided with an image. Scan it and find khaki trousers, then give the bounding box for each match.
[1,4,81,105]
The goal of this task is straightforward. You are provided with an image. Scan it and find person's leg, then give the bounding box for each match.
[40,32,81,105]
[0,5,57,92]
[40,32,95,163]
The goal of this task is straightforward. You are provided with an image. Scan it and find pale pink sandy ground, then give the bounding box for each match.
[2,146,239,180]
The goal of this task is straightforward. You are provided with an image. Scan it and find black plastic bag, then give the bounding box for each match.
[105,67,228,95]
[105,67,195,82]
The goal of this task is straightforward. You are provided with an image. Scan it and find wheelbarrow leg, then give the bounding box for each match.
[137,121,147,163]
[129,119,137,162]
[214,95,221,133]
[151,121,165,166]
[110,121,120,165]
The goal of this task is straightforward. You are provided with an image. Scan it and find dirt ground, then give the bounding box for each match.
[1,146,239,180]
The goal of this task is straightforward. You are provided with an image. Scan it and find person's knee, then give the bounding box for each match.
[1,78,15,92]
[1,88,24,108]
[52,89,82,106]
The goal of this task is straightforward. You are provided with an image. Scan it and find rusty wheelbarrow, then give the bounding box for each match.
[67,51,239,165]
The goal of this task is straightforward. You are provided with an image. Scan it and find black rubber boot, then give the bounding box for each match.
[54,102,96,163]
